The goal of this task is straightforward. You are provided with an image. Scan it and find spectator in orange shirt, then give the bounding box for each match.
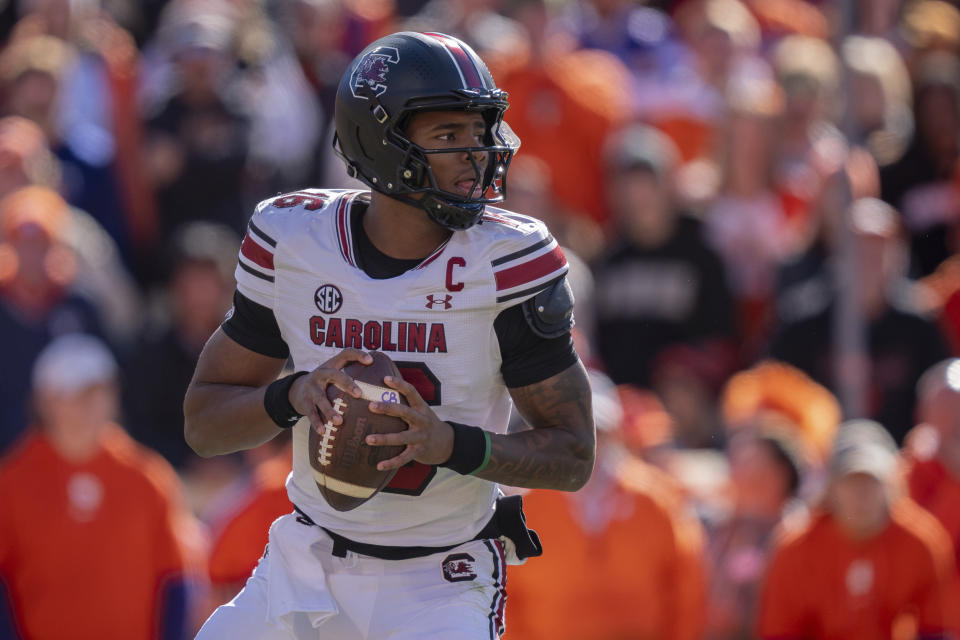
[705,361,839,640]
[905,358,960,571]
[506,371,706,640]
[758,419,958,640]
[0,334,195,639]
[205,437,292,610]
[492,0,632,224]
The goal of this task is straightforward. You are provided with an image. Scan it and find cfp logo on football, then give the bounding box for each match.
[315,284,343,314]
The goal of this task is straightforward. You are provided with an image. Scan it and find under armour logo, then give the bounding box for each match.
[425,294,453,310]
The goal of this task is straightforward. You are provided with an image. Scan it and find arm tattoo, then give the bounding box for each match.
[475,361,595,490]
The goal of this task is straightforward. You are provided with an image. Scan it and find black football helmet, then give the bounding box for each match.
[333,31,520,230]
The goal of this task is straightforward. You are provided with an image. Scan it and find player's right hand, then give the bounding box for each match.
[288,349,372,433]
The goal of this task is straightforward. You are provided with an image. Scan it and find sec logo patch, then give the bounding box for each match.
[315,284,343,313]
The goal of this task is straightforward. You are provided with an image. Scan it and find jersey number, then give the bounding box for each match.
[272,192,327,210]
[381,361,442,496]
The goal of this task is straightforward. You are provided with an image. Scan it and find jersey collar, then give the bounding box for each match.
[334,191,452,273]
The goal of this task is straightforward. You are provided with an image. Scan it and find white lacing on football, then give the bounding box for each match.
[316,397,347,467]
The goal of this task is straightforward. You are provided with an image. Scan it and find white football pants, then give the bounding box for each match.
[196,512,507,640]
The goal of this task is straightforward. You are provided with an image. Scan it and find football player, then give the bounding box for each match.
[186,31,595,640]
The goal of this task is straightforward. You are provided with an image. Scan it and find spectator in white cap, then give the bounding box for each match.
[30,333,119,461]
[757,418,958,639]
[906,358,960,572]
[0,333,200,639]
[827,419,902,539]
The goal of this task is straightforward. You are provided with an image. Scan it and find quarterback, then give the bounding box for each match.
[185,31,595,639]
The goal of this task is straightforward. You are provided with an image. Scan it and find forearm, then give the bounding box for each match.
[183,382,282,457]
[474,426,594,490]
[363,359,595,488]
[474,361,595,491]
[184,333,376,458]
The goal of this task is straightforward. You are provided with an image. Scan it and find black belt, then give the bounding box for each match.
[293,495,542,561]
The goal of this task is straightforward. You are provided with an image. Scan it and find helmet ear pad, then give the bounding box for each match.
[398,156,428,191]
[391,116,430,190]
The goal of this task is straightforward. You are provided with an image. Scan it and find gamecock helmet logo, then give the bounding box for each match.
[350,47,400,99]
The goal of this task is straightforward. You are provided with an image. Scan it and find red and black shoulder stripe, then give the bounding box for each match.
[238,220,277,283]
[491,232,567,303]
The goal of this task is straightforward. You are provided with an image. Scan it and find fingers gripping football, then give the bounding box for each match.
[289,349,372,431]
[366,375,454,470]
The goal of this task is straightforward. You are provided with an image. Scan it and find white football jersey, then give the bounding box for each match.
[235,189,568,546]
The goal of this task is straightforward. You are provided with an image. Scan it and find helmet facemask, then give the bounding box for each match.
[336,90,521,230]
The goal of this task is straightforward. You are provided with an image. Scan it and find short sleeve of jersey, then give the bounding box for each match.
[221,291,290,359]
[235,198,281,308]
[495,303,577,387]
[483,211,569,310]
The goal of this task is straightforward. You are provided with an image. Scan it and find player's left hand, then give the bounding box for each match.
[365,376,454,470]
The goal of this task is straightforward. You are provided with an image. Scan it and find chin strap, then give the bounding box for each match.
[421,193,485,230]
[379,190,485,231]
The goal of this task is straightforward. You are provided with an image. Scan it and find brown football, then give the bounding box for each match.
[308,351,408,511]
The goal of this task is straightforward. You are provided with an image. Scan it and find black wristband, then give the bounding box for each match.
[440,422,491,476]
[264,371,309,429]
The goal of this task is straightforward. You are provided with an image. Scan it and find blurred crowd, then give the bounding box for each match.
[0,0,959,637]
